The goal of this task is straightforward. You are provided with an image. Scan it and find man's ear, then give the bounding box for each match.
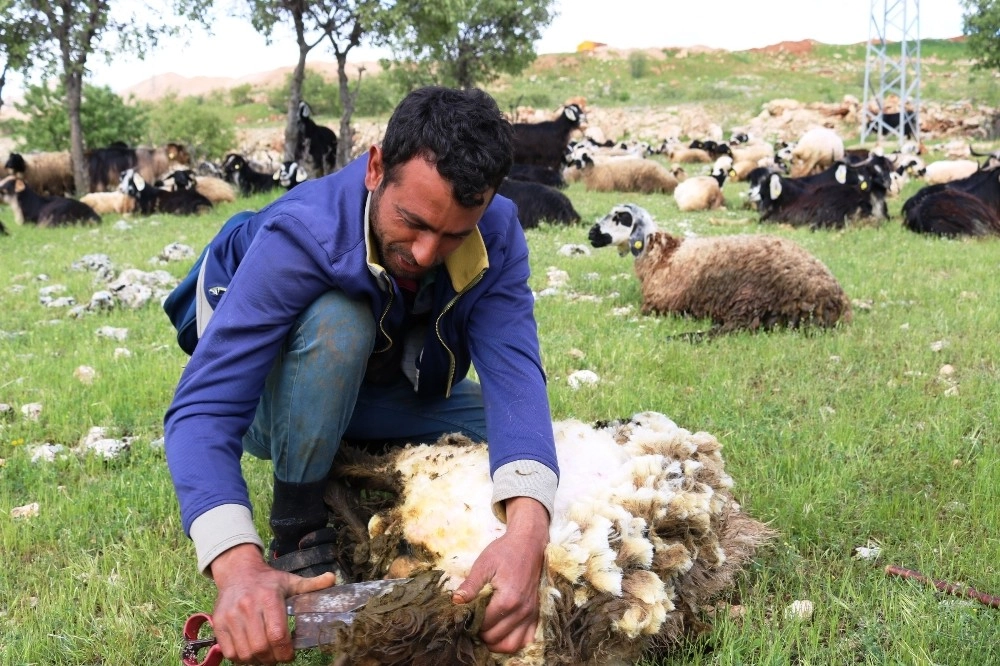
[365,145,384,192]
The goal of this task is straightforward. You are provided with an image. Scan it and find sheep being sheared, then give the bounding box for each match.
[321,411,773,666]
[588,203,852,333]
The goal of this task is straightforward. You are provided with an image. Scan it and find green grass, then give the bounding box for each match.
[3,40,1000,665]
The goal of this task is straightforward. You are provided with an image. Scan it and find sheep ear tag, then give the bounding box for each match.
[630,238,644,256]
[769,174,782,200]
[835,164,847,184]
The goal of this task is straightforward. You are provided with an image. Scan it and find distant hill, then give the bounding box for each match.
[120,60,381,101]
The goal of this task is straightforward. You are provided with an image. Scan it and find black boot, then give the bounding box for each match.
[268,476,349,581]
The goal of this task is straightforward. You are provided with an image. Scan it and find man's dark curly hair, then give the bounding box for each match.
[380,86,514,208]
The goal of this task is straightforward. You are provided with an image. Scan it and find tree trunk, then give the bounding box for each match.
[64,71,89,195]
[336,52,360,169]
[284,5,310,163]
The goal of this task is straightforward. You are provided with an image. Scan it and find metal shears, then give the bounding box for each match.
[181,578,408,666]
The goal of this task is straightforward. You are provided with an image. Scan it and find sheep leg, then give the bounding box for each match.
[323,478,371,535]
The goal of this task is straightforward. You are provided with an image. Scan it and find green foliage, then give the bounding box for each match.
[378,0,556,89]
[628,51,649,79]
[229,83,255,106]
[962,0,1000,71]
[265,69,339,115]
[144,93,237,161]
[0,81,147,151]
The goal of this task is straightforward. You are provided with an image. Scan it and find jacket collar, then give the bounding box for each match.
[363,190,489,293]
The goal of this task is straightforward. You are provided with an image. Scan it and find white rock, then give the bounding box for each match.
[96,326,129,341]
[74,366,98,384]
[21,403,42,421]
[557,244,591,257]
[567,370,599,390]
[784,599,814,621]
[29,443,64,463]
[11,502,40,519]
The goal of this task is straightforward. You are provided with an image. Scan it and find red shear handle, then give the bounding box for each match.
[182,613,224,666]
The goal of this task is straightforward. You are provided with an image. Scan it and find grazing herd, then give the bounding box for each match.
[2,98,999,338]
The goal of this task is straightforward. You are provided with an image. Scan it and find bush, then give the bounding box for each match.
[143,94,237,162]
[265,69,340,115]
[0,81,147,151]
[228,84,255,107]
[629,51,649,79]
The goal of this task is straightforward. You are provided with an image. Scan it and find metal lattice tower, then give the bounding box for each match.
[861,0,922,145]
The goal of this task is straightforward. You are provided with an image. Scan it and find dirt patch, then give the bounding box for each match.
[748,40,818,56]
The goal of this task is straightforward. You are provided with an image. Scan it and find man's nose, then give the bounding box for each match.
[411,232,441,267]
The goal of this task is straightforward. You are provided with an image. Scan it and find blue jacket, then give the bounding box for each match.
[164,155,559,536]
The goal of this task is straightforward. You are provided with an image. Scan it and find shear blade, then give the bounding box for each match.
[287,578,409,615]
[292,611,354,649]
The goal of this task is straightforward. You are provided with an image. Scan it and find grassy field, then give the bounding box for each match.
[3,40,1000,665]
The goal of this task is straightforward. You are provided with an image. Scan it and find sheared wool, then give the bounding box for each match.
[326,412,774,665]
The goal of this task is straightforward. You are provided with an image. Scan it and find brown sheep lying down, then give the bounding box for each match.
[319,412,773,665]
[588,203,853,333]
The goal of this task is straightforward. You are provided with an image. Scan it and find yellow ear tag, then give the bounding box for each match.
[634,240,643,250]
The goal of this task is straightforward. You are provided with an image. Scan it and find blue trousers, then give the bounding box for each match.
[242,290,487,484]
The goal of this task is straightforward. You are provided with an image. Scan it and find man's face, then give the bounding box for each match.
[365,146,491,281]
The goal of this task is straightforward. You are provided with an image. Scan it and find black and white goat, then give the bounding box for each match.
[512,103,584,171]
[118,169,212,216]
[221,154,283,196]
[296,101,337,177]
[276,161,309,190]
[0,175,100,227]
[157,168,236,204]
[497,178,580,230]
[753,172,875,230]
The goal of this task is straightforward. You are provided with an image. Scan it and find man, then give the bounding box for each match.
[164,86,559,664]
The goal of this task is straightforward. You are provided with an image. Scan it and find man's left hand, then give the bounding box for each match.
[451,496,550,653]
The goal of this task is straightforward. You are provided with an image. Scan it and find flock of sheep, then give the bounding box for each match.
[500,102,1000,335]
[0,101,336,236]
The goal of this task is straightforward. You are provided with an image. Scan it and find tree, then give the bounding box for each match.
[2,1,206,193]
[962,0,1000,71]
[377,0,557,90]
[0,0,33,113]
[0,81,147,150]
[244,0,383,171]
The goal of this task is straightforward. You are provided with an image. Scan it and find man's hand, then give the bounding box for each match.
[208,543,336,664]
[451,496,550,654]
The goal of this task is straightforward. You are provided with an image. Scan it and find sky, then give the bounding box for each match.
[6,0,969,97]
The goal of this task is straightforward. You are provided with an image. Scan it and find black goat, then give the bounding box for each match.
[86,142,190,192]
[221,154,282,196]
[497,178,580,230]
[755,172,874,230]
[512,104,584,171]
[0,175,100,227]
[866,111,918,139]
[296,101,337,177]
[901,164,1000,236]
[508,163,567,189]
[902,187,1000,237]
[119,169,212,216]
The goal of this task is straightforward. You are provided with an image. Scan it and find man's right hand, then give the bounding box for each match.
[208,543,336,664]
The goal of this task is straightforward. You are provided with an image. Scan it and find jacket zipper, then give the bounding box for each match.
[434,267,487,398]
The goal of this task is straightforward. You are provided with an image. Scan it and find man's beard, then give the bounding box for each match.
[370,184,427,281]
